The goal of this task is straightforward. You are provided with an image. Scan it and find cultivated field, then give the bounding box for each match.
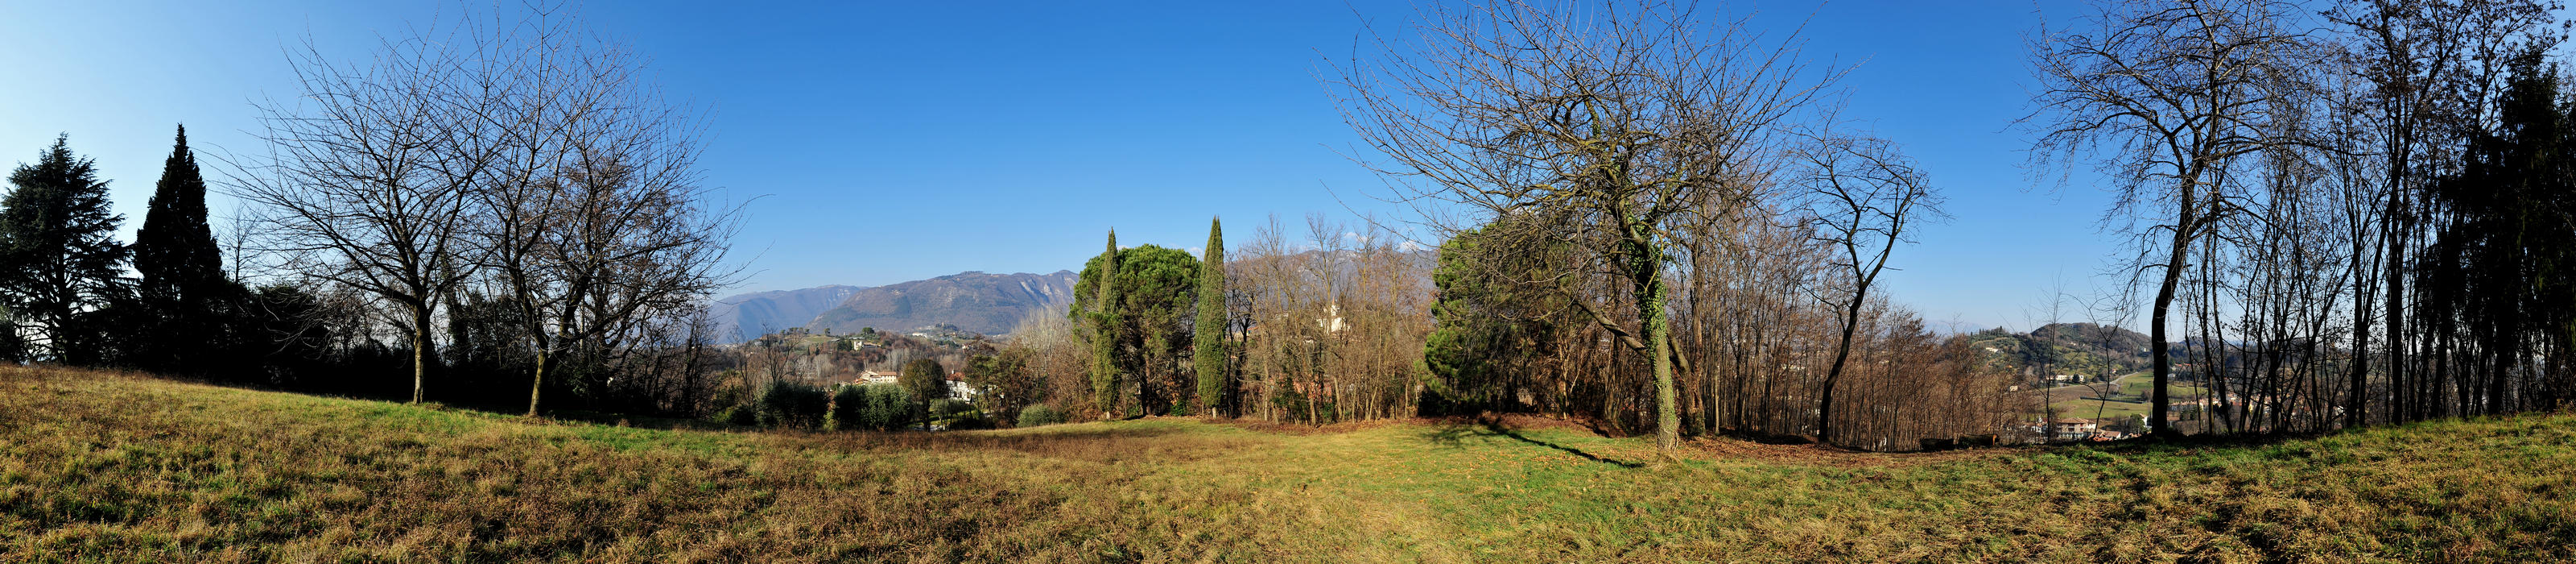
[3,366,2571,562]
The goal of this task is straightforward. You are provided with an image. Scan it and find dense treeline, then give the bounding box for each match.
[1320,0,2018,451]
[0,7,738,421]
[988,0,2576,452]
[964,2,2023,451]
[2023,0,2576,436]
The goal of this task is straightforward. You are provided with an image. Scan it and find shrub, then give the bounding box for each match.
[827,385,857,431]
[835,384,918,432]
[1018,404,1067,428]
[927,399,987,429]
[716,405,758,427]
[943,414,994,430]
[753,380,830,429]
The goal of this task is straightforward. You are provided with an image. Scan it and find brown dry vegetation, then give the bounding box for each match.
[6,366,2574,562]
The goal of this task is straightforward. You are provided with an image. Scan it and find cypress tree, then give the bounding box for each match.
[1091,230,1122,418]
[1193,217,1227,416]
[132,125,229,371]
[0,135,128,363]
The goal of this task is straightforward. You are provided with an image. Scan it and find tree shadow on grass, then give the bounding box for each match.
[1426,415,1645,468]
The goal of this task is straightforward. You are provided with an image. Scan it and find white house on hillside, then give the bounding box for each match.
[859,370,898,386]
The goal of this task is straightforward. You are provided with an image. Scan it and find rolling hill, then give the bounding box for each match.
[1971,322,2156,378]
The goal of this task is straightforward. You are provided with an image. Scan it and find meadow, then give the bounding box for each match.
[3,366,2571,562]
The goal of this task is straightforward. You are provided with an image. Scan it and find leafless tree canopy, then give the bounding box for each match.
[232,5,739,413]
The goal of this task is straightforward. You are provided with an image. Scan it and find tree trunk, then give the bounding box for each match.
[411,305,431,404]
[2348,239,2373,428]
[2149,224,2189,437]
[1818,293,1867,445]
[2386,201,2409,421]
[1651,296,1678,451]
[527,348,549,417]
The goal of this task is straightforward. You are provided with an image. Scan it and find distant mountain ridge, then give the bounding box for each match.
[809,271,1079,338]
[708,284,867,343]
[708,271,1079,342]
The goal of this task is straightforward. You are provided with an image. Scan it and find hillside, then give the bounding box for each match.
[707,284,867,342]
[1971,322,2156,379]
[6,367,2573,562]
[807,271,1077,337]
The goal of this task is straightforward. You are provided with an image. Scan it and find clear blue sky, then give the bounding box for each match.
[0,1,2128,330]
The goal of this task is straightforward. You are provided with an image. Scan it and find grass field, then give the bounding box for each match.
[2039,372,2210,424]
[5,366,2574,562]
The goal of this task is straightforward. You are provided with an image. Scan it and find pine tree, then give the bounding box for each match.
[1091,229,1122,418]
[0,135,128,363]
[131,125,231,372]
[1193,217,1228,416]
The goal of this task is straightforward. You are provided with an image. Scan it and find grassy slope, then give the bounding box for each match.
[2041,372,2210,423]
[4,367,2572,562]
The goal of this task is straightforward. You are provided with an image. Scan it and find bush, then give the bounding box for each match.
[928,399,975,419]
[753,380,830,429]
[927,399,987,429]
[707,383,758,426]
[1018,404,1067,428]
[826,385,857,431]
[832,384,918,432]
[716,405,757,427]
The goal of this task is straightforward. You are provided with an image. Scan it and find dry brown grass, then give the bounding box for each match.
[5,365,2574,562]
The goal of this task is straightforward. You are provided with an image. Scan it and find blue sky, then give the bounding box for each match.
[0,1,2128,330]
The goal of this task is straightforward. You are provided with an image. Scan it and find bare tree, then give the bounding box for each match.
[456,8,740,417]
[2025,0,2318,436]
[238,27,503,404]
[1332,0,1839,451]
[1790,130,1943,444]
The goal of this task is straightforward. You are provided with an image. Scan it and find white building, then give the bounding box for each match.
[858,370,899,386]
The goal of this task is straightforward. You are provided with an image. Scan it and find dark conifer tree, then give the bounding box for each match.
[0,135,128,363]
[1091,229,1122,417]
[131,125,233,372]
[1193,217,1228,416]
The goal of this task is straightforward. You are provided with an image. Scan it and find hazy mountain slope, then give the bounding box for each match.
[708,284,866,342]
[807,271,1079,337]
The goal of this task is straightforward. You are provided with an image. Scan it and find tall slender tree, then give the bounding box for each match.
[1090,229,1122,418]
[132,125,231,372]
[1194,217,1228,416]
[0,135,127,363]
[1795,132,1942,444]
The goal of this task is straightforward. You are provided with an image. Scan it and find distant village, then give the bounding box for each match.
[728,325,993,401]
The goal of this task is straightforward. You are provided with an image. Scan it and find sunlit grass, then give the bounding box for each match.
[3,366,2570,562]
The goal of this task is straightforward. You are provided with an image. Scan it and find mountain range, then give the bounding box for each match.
[708,271,1079,342]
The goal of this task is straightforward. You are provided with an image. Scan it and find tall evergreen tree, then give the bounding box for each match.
[1193,217,1228,416]
[131,125,232,372]
[0,135,128,363]
[1090,229,1122,417]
